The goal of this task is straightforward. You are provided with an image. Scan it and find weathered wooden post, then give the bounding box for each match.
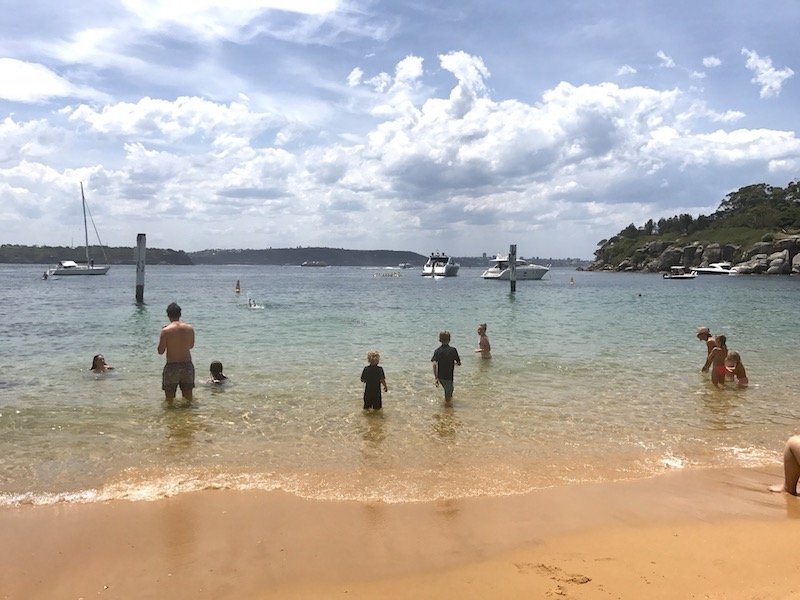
[509,244,517,293]
[135,233,146,304]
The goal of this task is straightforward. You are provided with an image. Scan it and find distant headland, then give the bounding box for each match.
[0,244,589,269]
[589,180,800,274]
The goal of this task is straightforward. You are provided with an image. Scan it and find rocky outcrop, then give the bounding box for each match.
[590,234,800,275]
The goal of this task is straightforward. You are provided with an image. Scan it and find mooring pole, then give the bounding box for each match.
[509,244,517,293]
[135,233,146,304]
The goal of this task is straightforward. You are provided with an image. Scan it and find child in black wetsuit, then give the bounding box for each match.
[360,350,388,410]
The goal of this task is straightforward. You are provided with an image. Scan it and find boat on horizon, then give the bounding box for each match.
[421,251,459,277]
[301,260,328,267]
[47,183,109,277]
[481,255,549,280]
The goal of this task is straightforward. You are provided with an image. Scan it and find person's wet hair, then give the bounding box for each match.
[90,354,103,370]
[166,302,181,319]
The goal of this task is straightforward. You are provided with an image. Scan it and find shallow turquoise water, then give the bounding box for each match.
[0,264,797,504]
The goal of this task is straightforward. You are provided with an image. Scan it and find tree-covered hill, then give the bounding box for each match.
[592,180,800,272]
[0,244,193,265]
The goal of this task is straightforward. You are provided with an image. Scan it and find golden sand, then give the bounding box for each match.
[2,466,799,599]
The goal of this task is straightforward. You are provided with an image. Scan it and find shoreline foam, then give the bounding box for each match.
[2,465,797,599]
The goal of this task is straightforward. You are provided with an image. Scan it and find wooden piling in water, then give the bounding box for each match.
[135,234,146,304]
[509,244,517,293]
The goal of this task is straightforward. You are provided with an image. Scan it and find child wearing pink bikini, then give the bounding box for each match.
[702,334,728,387]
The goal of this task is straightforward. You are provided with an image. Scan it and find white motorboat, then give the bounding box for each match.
[691,262,732,275]
[663,266,696,279]
[422,251,459,276]
[48,183,110,276]
[481,255,549,280]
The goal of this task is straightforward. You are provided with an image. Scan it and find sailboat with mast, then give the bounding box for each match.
[47,183,110,276]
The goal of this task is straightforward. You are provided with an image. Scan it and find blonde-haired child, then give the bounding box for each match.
[360,350,387,410]
[724,350,748,387]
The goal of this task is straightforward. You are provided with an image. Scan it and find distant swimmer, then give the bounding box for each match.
[769,435,800,495]
[360,350,387,410]
[432,330,461,402]
[569,277,575,286]
[208,360,229,385]
[474,323,491,359]
[235,279,241,294]
[90,354,114,373]
[157,302,195,404]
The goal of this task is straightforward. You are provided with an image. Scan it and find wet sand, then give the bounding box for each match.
[2,466,799,599]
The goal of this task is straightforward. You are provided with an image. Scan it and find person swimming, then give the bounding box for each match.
[208,360,228,384]
[90,354,114,373]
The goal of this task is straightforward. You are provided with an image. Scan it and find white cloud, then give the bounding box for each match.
[703,56,722,68]
[690,71,706,80]
[122,0,340,40]
[366,72,392,93]
[392,55,424,90]
[2,28,799,258]
[0,117,65,161]
[0,58,107,103]
[346,67,363,87]
[656,50,675,69]
[67,96,284,143]
[742,48,794,98]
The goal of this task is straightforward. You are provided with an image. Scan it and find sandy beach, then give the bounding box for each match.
[2,465,799,599]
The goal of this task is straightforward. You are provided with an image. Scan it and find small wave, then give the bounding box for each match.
[0,467,565,507]
[719,445,779,467]
[659,454,687,469]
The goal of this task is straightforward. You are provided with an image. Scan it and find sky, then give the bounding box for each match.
[1,1,798,259]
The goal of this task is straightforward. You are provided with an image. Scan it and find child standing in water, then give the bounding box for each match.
[474,323,491,359]
[724,351,748,387]
[432,330,461,402]
[703,334,728,387]
[360,350,387,410]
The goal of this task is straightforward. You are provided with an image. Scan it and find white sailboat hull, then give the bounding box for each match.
[50,264,110,276]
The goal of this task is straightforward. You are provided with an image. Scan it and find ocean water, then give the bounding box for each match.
[0,264,797,505]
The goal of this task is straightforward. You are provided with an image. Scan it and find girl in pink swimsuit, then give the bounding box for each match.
[704,334,728,387]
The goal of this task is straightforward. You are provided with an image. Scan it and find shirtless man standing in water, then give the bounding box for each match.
[158,302,195,404]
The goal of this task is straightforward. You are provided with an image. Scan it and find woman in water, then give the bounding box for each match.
[90,354,114,372]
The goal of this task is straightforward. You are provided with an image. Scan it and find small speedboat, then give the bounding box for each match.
[663,266,696,279]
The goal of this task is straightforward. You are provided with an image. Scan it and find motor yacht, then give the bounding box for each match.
[481,255,549,280]
[422,252,459,276]
[691,262,732,275]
